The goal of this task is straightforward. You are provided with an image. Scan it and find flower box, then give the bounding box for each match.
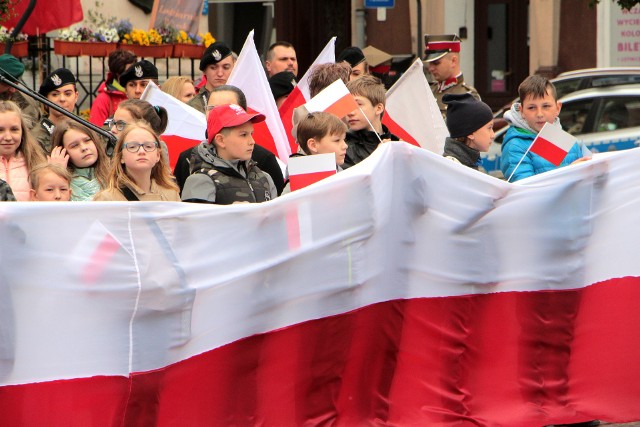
[54,40,118,57]
[0,41,29,57]
[123,44,173,58]
[171,43,205,59]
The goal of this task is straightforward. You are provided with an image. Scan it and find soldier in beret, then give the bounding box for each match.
[0,54,41,130]
[119,59,159,100]
[188,41,235,114]
[337,46,368,81]
[32,68,78,153]
[268,71,297,108]
[424,34,480,117]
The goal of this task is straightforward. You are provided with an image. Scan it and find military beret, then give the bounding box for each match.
[336,46,366,68]
[199,41,233,71]
[39,68,76,96]
[0,54,25,81]
[268,71,297,100]
[119,60,159,87]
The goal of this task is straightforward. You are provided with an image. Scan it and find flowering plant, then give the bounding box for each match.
[175,30,201,45]
[0,26,28,43]
[200,32,216,47]
[121,28,163,46]
[57,26,119,43]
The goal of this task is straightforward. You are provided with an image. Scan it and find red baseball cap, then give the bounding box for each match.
[207,104,266,144]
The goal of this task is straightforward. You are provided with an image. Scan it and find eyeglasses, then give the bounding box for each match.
[105,119,128,132]
[123,141,159,153]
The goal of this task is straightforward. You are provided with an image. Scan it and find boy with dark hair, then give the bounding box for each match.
[181,104,277,204]
[343,74,398,168]
[500,75,584,182]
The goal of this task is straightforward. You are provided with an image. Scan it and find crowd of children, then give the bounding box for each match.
[0,37,589,206]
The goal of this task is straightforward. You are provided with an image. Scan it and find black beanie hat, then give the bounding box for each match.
[119,60,159,87]
[268,71,297,100]
[443,93,493,138]
[199,41,233,71]
[337,46,366,68]
[39,68,76,96]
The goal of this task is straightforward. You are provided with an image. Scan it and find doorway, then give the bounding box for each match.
[474,0,529,110]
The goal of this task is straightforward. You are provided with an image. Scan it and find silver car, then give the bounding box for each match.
[482,83,640,177]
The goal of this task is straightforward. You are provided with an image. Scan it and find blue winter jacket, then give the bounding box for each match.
[500,126,582,182]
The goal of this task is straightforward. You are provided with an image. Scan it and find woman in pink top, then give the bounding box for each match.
[0,101,46,201]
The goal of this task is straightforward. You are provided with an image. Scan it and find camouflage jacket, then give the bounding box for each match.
[0,179,16,201]
[181,142,276,204]
[3,91,42,130]
[187,88,210,115]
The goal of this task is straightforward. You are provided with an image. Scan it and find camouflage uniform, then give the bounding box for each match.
[188,88,210,115]
[31,117,55,154]
[181,142,276,204]
[431,74,481,117]
[0,179,16,201]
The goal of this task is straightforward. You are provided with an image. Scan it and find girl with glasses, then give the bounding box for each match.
[49,120,110,201]
[94,121,179,202]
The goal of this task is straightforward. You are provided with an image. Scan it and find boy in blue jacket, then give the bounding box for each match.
[500,75,585,182]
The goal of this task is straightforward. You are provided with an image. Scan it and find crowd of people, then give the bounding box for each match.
[0,34,588,205]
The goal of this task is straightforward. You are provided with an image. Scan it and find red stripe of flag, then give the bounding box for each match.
[80,234,121,284]
[530,136,570,166]
[382,113,421,147]
[3,277,640,425]
[290,170,336,192]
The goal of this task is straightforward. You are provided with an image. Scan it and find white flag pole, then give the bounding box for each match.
[506,139,535,183]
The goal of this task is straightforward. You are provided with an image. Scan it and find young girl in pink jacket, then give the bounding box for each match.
[0,101,46,201]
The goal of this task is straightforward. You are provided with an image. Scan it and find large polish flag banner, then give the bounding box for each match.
[228,31,291,163]
[2,145,640,425]
[141,81,206,170]
[303,79,359,118]
[383,58,449,154]
[530,122,578,166]
[279,37,336,151]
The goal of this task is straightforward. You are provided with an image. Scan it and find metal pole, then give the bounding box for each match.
[6,0,38,54]
[416,0,422,60]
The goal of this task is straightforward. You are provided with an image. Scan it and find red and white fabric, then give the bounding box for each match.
[228,31,291,163]
[278,37,336,151]
[141,81,206,170]
[383,59,449,153]
[1,145,639,426]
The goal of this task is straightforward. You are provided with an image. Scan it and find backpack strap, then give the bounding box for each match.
[120,186,140,201]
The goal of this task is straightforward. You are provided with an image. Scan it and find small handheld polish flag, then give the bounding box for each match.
[288,153,337,191]
[304,79,359,119]
[530,122,578,166]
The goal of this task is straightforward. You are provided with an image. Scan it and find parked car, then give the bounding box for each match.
[493,67,640,130]
[482,83,640,177]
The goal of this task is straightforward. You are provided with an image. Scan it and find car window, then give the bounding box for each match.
[590,75,640,88]
[554,78,584,99]
[559,99,595,135]
[594,97,640,133]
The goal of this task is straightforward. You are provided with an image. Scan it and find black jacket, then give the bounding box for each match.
[343,124,399,169]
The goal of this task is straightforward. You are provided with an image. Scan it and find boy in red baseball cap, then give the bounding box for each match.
[181,104,278,204]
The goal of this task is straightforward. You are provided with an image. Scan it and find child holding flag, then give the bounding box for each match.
[343,75,398,168]
[500,75,585,182]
